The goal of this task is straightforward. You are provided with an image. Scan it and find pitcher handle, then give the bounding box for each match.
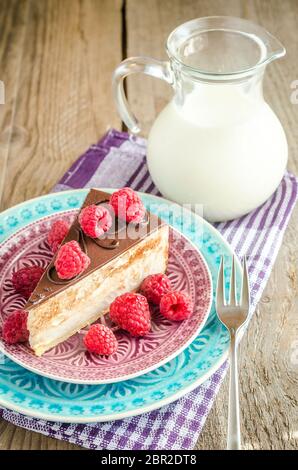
[112,57,173,134]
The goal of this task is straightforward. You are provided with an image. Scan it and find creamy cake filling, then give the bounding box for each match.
[26,189,169,356]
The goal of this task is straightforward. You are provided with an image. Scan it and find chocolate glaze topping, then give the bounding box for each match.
[26,189,164,309]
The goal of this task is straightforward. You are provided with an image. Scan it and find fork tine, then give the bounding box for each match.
[229,255,237,306]
[241,256,250,309]
[216,256,225,309]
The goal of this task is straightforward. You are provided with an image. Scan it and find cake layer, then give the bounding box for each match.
[28,224,169,356]
[25,189,165,308]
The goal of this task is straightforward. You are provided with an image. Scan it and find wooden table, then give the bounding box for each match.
[0,0,297,450]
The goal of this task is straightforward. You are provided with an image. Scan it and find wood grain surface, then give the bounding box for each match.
[0,0,297,450]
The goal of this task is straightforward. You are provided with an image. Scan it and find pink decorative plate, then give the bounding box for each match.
[0,211,212,384]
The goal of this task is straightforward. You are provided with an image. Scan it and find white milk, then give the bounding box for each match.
[147,84,288,221]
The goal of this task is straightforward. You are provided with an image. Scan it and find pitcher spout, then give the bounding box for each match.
[257,25,286,65]
[166,16,286,80]
[263,37,285,64]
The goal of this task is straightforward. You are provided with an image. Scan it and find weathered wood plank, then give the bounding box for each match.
[0,0,122,211]
[0,0,30,208]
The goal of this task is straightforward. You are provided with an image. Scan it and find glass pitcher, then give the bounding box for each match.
[113,16,288,222]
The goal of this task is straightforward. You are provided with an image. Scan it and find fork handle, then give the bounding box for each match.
[227,330,241,450]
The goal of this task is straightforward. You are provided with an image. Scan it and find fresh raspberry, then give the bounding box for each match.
[47,219,70,253]
[12,266,45,300]
[159,291,193,321]
[79,204,112,238]
[2,309,29,344]
[110,292,151,337]
[84,324,118,355]
[54,240,90,280]
[140,273,172,305]
[110,187,146,223]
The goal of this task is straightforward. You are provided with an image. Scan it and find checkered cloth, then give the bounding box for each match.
[1,129,297,449]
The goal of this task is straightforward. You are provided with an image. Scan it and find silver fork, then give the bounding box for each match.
[216,255,250,450]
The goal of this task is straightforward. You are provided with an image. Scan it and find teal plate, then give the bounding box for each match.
[0,190,240,423]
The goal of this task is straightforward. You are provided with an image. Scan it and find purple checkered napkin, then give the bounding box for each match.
[1,129,297,449]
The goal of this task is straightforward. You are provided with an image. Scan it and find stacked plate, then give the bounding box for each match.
[0,189,240,423]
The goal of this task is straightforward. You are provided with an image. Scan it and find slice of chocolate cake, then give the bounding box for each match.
[27,189,169,356]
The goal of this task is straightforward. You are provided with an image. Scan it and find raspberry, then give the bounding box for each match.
[79,204,112,238]
[47,219,70,253]
[159,291,193,321]
[84,324,118,355]
[12,266,45,300]
[140,273,172,305]
[110,292,151,337]
[2,309,29,344]
[54,240,90,280]
[110,187,146,223]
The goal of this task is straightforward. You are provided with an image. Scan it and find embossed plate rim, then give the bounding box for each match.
[0,189,241,423]
[0,348,229,423]
[0,220,213,384]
